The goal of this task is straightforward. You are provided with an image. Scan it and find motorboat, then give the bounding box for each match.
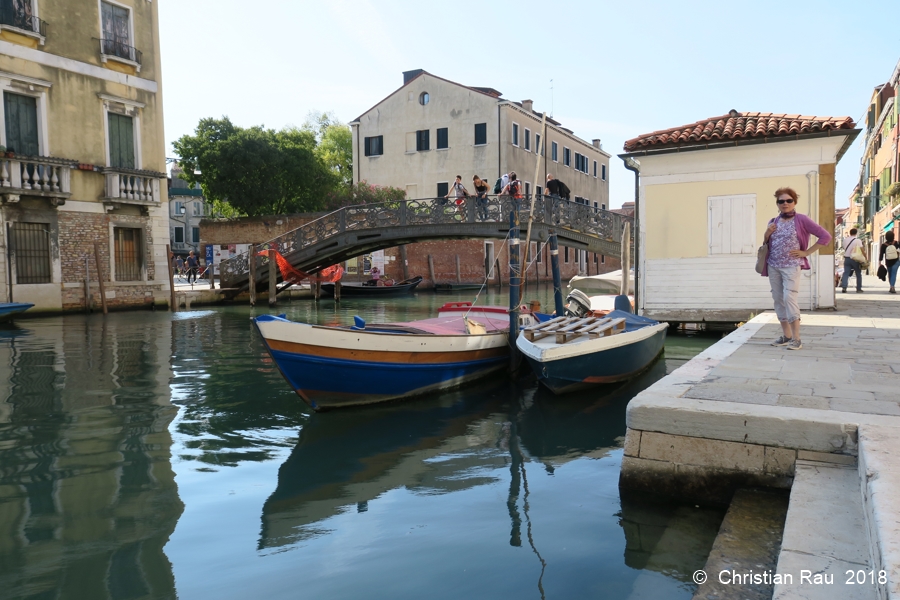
[0,302,34,322]
[319,276,423,297]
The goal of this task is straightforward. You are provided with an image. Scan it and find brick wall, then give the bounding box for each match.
[58,211,162,311]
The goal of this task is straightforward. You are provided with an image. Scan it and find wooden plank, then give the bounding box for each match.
[524,316,579,341]
[523,315,568,332]
[555,317,626,344]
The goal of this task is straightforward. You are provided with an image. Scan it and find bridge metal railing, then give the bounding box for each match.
[219,195,633,285]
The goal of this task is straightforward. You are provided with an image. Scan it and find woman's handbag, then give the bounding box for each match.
[755,242,769,274]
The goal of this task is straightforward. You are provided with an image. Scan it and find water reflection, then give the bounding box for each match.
[259,357,670,551]
[0,315,183,600]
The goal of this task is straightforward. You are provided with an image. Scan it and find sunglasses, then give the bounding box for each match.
[776,199,795,205]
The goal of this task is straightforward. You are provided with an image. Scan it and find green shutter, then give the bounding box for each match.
[108,113,135,168]
[4,92,40,157]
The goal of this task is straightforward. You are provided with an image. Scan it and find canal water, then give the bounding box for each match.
[0,288,724,600]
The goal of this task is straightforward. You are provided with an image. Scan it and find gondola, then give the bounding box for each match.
[319,276,423,297]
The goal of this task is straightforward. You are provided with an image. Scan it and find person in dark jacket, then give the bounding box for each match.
[545,174,570,200]
[879,230,900,293]
[186,251,199,283]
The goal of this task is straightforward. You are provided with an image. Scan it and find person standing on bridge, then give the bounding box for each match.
[546,174,570,200]
[761,187,831,351]
[186,251,199,284]
[499,172,523,199]
[473,175,489,220]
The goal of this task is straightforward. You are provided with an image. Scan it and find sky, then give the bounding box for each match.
[158,0,899,209]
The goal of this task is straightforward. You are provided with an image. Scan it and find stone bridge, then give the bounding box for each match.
[218,195,633,295]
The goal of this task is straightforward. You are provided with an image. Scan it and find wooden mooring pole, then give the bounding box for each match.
[549,232,564,316]
[335,280,342,302]
[248,244,257,307]
[93,243,107,315]
[508,209,521,373]
[495,258,502,290]
[84,256,91,314]
[268,249,277,307]
[166,244,176,311]
[455,255,461,284]
[427,255,435,288]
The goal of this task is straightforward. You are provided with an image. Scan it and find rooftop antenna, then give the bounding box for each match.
[550,79,554,118]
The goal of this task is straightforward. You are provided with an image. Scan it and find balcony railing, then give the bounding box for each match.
[104,168,163,207]
[99,38,142,66]
[0,4,47,38]
[0,156,72,205]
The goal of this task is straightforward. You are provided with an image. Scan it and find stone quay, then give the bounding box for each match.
[620,274,900,599]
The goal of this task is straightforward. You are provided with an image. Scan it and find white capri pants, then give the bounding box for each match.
[768,265,801,323]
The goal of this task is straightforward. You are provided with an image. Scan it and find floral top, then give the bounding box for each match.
[767,217,801,268]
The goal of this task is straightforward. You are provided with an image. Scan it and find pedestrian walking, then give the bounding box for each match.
[186,251,199,283]
[473,175,489,220]
[840,228,866,293]
[761,187,832,350]
[176,255,185,277]
[879,230,900,294]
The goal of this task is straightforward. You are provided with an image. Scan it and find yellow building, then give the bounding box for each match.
[620,111,859,323]
[0,0,169,313]
[855,60,899,262]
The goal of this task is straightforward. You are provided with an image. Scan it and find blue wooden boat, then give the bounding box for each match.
[516,309,667,395]
[0,302,34,321]
[254,302,533,410]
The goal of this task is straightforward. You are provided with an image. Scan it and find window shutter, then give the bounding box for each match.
[108,113,135,168]
[709,197,725,255]
[739,196,756,254]
[4,93,40,157]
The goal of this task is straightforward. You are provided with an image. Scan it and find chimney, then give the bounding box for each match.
[592,139,602,149]
[403,69,424,84]
[521,99,533,112]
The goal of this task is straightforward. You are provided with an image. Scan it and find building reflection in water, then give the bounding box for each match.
[0,315,183,600]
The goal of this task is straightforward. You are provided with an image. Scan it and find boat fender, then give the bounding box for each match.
[353,316,366,330]
[613,295,632,314]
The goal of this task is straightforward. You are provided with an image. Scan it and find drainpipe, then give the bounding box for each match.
[622,157,641,314]
[498,103,502,178]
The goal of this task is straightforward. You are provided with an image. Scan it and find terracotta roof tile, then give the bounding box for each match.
[623,111,856,152]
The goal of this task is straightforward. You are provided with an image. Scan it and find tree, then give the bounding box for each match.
[304,111,353,187]
[173,117,336,217]
[321,181,406,212]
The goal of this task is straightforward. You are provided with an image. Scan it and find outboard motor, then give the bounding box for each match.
[564,289,592,318]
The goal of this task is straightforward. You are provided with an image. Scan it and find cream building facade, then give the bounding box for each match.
[0,0,169,313]
[621,111,858,323]
[351,70,610,210]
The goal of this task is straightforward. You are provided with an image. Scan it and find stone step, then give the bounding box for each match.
[773,459,876,600]
[691,488,789,600]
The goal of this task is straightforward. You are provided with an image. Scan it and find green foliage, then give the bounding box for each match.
[321,181,407,212]
[304,111,353,187]
[173,117,336,217]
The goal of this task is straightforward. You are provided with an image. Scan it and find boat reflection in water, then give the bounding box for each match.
[259,354,722,598]
[0,316,183,600]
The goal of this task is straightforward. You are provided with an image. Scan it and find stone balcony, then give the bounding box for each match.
[103,167,166,214]
[0,156,74,206]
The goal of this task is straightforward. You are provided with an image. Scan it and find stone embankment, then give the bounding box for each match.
[621,275,899,599]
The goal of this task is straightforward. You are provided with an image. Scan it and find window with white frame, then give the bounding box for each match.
[103,97,141,169]
[535,133,541,155]
[192,227,200,244]
[3,91,40,156]
[174,226,184,243]
[601,164,607,180]
[524,128,531,151]
[192,202,202,216]
[563,147,571,167]
[551,141,558,162]
[484,241,495,273]
[708,194,756,255]
[512,123,519,146]
[100,1,138,63]
[173,201,184,215]
[0,0,44,39]
[593,160,597,177]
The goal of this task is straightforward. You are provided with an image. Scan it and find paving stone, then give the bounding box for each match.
[811,386,876,401]
[623,428,641,457]
[829,398,900,416]
[764,447,797,475]
[777,395,830,410]
[766,385,812,396]
[685,385,780,405]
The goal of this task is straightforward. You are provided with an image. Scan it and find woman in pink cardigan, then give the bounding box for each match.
[761,187,832,350]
